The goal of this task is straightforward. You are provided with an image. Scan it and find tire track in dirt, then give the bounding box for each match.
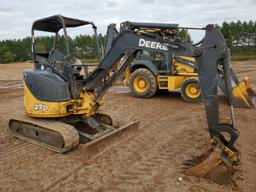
[97,123,210,192]
[234,69,256,75]
[0,149,84,192]
[0,142,58,174]
[0,80,23,89]
[46,102,204,191]
[0,139,27,153]
[0,141,30,161]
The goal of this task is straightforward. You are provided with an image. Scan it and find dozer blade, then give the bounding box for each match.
[79,120,139,163]
[232,77,256,108]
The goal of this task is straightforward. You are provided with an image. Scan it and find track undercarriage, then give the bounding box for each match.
[9,109,139,161]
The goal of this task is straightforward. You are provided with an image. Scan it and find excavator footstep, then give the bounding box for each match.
[79,120,140,163]
[184,148,233,184]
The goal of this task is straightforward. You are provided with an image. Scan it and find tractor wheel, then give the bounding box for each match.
[129,68,157,98]
[181,78,202,103]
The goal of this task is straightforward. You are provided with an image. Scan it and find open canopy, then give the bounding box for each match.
[32,15,93,33]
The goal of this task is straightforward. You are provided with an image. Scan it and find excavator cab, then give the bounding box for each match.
[31,15,101,76]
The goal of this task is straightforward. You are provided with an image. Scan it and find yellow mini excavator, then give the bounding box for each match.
[8,15,140,162]
[9,16,240,183]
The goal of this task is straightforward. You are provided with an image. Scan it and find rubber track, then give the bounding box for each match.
[9,115,79,153]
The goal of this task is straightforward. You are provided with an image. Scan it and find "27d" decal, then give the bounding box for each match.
[33,104,48,111]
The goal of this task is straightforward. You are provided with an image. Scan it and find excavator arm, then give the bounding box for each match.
[85,22,239,182]
[196,25,239,149]
[193,26,240,180]
[86,23,239,146]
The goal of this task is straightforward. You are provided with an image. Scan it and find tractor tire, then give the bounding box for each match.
[129,68,157,98]
[181,78,202,103]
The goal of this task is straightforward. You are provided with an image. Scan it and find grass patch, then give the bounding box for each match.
[232,54,256,61]
[82,59,99,64]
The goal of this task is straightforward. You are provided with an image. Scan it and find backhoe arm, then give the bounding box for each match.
[184,25,240,182]
[195,25,239,152]
[85,23,239,176]
[86,23,240,145]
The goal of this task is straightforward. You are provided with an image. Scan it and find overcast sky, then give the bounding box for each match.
[0,0,255,41]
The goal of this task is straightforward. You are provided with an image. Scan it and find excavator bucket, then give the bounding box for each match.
[79,120,139,163]
[232,77,256,108]
[184,148,232,184]
[184,138,239,184]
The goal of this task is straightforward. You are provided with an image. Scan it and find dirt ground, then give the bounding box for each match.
[0,61,255,192]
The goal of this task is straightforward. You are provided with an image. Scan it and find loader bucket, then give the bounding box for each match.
[232,77,256,108]
[79,120,139,163]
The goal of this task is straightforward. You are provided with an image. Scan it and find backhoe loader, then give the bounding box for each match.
[9,16,239,183]
[105,24,256,108]
[129,53,256,108]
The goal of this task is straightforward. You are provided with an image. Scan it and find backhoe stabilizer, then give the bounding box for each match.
[232,77,256,108]
[79,120,140,163]
[184,137,239,184]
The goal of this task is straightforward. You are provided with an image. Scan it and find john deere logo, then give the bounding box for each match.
[138,38,168,51]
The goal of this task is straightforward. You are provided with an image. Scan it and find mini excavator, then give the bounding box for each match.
[8,15,140,162]
[9,15,240,182]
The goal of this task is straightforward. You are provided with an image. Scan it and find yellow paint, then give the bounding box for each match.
[133,76,148,92]
[177,72,197,76]
[232,77,251,107]
[167,76,185,90]
[24,82,102,118]
[158,75,199,91]
[124,56,197,90]
[173,57,196,73]
[123,67,131,86]
[125,55,254,107]
[185,83,200,98]
[178,56,195,62]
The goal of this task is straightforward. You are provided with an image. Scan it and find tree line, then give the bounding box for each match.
[0,20,255,64]
[0,34,105,63]
[218,20,256,60]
